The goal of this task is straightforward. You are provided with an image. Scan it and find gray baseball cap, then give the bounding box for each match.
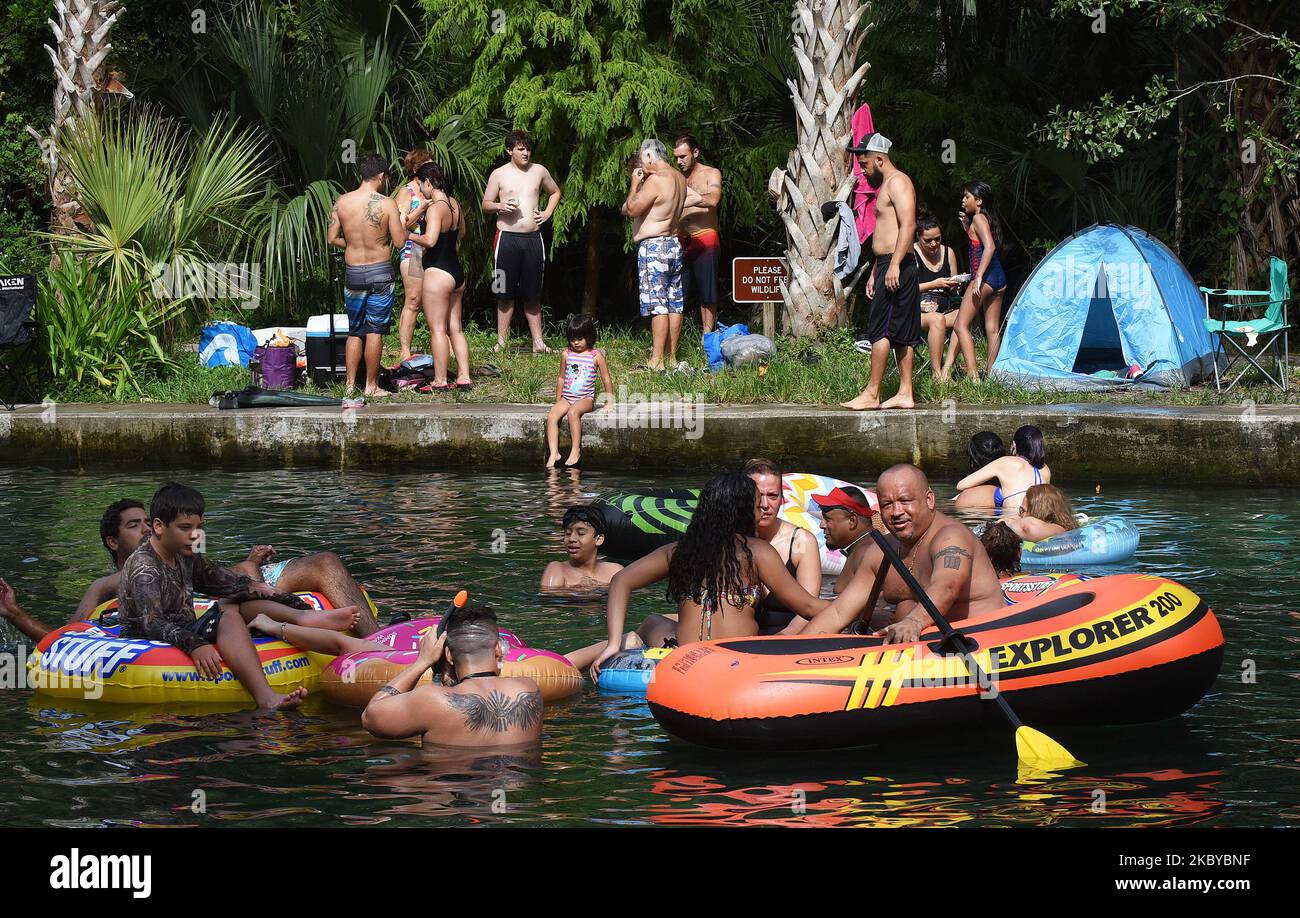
[847,132,892,155]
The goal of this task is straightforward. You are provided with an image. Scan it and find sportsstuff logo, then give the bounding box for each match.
[1003,577,1057,594]
[795,655,856,666]
[38,633,153,679]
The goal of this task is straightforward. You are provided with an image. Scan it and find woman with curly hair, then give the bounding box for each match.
[1003,484,1078,543]
[574,472,829,678]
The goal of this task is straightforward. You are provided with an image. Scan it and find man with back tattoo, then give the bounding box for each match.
[803,463,1004,641]
[328,154,409,399]
[362,604,543,747]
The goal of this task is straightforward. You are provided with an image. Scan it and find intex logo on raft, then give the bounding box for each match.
[795,655,855,665]
[50,848,152,898]
[671,646,715,674]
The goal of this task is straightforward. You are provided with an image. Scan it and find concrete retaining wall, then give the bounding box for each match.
[1,402,1297,484]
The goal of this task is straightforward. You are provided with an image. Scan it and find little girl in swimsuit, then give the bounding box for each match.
[940,180,1008,382]
[545,314,614,469]
[955,424,1051,515]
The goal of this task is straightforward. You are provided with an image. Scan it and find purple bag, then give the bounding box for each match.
[254,344,298,390]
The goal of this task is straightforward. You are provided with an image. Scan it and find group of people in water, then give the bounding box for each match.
[0,424,1081,749]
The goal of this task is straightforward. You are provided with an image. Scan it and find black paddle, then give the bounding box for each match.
[868,528,1083,773]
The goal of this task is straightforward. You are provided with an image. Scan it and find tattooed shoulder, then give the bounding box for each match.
[446,689,542,733]
[934,545,973,570]
[365,193,385,228]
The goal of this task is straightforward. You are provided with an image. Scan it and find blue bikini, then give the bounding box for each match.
[993,459,1043,508]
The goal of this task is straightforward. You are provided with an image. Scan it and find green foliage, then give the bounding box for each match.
[420,0,792,248]
[51,106,271,311]
[36,254,183,399]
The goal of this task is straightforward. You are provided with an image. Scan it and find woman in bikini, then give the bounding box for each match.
[743,458,823,635]
[395,149,434,365]
[408,161,473,391]
[940,180,1009,382]
[955,424,1051,515]
[579,472,830,679]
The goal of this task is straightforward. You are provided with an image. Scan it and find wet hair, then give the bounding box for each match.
[562,505,606,539]
[504,129,534,153]
[1024,484,1077,531]
[445,603,501,658]
[640,138,669,163]
[963,180,1003,248]
[673,133,700,154]
[403,148,433,178]
[667,472,756,609]
[359,155,388,181]
[742,457,783,480]
[415,161,452,194]
[1013,425,1046,468]
[981,522,1021,576]
[149,482,204,527]
[968,431,1007,471]
[915,207,941,238]
[566,313,597,346]
[100,498,145,562]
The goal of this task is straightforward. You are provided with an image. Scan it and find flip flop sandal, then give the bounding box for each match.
[454,381,474,391]
[474,364,502,378]
[416,381,452,394]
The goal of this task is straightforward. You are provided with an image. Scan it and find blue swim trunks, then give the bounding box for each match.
[260,560,290,589]
[344,262,395,337]
[638,236,684,317]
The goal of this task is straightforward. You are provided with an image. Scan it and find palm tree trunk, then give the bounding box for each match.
[770,0,872,336]
[31,0,127,233]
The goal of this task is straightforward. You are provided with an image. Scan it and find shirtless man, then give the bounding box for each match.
[673,134,724,333]
[328,155,409,398]
[804,464,1004,642]
[361,604,543,747]
[540,506,624,592]
[482,130,562,354]
[623,139,688,372]
[841,134,920,412]
[811,485,877,594]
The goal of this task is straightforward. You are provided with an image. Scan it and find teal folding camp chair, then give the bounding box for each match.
[1201,256,1291,392]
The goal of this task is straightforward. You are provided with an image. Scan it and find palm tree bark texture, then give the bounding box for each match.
[770,0,872,337]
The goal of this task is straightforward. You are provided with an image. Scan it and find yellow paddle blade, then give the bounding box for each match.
[1015,726,1085,773]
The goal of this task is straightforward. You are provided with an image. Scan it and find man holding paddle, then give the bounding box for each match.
[805,464,1004,640]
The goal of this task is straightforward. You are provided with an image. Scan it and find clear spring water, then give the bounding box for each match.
[0,465,1295,827]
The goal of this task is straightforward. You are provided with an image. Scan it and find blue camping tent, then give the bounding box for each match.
[992,224,1219,389]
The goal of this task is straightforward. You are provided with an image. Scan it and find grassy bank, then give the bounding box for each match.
[33,324,1300,408]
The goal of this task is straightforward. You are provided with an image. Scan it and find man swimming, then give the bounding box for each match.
[624,138,689,372]
[361,604,543,747]
[482,129,562,354]
[804,464,1004,641]
[540,506,624,592]
[328,154,409,398]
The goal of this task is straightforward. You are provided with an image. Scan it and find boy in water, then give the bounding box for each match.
[117,483,356,710]
[540,506,623,591]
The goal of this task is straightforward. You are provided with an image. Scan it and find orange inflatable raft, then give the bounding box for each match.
[647,573,1223,750]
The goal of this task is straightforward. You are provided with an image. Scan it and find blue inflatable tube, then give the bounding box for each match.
[596,647,669,694]
[1021,516,1139,567]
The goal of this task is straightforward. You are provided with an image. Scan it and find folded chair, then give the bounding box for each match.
[0,275,38,410]
[1201,256,1291,393]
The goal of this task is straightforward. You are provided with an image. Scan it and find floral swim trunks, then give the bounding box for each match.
[638,235,685,317]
